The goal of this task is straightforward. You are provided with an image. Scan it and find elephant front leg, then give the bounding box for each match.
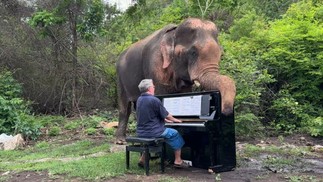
[198,73,236,115]
[115,101,132,145]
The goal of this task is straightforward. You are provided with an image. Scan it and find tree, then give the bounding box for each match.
[29,0,106,114]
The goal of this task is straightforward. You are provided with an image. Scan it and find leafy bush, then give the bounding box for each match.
[103,128,115,136]
[14,114,42,140]
[48,126,61,136]
[260,1,323,136]
[0,70,25,134]
[220,11,274,137]
[64,122,80,130]
[221,1,323,137]
[305,117,323,137]
[85,127,96,135]
[34,115,65,127]
[0,69,41,140]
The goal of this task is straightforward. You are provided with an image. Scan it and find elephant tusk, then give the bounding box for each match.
[194,80,201,87]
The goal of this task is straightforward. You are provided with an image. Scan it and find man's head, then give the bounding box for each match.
[138,79,155,94]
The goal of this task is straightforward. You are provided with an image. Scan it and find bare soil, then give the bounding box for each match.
[2,134,323,182]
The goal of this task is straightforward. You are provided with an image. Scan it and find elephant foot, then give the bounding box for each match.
[115,138,127,145]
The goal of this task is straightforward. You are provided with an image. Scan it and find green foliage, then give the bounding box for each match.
[35,141,50,149]
[14,114,42,140]
[103,128,115,136]
[64,122,80,130]
[28,10,65,37]
[260,1,323,136]
[87,115,105,127]
[188,0,217,18]
[0,139,154,180]
[250,0,302,20]
[4,0,323,138]
[77,0,106,41]
[235,113,264,139]
[29,10,65,27]
[270,89,306,134]
[34,115,65,127]
[48,126,61,136]
[220,12,274,137]
[228,10,259,41]
[85,127,96,135]
[305,117,323,137]
[127,114,137,134]
[30,0,105,41]
[159,0,189,26]
[0,69,41,140]
[221,1,322,136]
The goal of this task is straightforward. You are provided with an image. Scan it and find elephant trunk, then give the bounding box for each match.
[198,72,236,115]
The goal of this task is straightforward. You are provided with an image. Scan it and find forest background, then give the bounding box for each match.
[0,0,322,141]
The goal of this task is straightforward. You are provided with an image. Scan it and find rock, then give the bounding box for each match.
[300,136,306,141]
[311,145,323,152]
[99,121,119,129]
[0,133,25,150]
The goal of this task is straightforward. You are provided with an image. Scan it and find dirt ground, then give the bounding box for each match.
[2,134,323,182]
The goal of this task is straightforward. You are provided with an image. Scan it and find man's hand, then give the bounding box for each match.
[173,118,182,123]
[165,118,182,123]
[166,114,182,123]
[165,118,173,123]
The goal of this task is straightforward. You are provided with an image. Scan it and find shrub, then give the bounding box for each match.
[64,122,79,130]
[0,69,41,140]
[260,1,323,136]
[305,117,323,137]
[103,128,115,136]
[85,127,96,135]
[48,126,61,136]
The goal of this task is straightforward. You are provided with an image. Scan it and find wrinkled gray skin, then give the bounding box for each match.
[116,18,236,143]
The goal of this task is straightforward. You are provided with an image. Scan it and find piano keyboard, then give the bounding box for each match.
[165,122,205,127]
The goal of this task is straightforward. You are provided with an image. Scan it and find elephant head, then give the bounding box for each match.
[154,18,236,115]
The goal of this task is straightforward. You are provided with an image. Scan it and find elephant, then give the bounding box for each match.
[115,18,236,144]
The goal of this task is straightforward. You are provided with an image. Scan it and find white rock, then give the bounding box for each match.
[0,133,25,150]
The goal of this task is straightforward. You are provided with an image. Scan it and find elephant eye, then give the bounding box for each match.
[188,46,198,60]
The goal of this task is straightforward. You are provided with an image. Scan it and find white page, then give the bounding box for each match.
[163,95,202,116]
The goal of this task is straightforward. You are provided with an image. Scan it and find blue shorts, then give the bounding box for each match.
[160,128,184,150]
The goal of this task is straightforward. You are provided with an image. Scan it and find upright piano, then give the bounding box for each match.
[156,91,236,173]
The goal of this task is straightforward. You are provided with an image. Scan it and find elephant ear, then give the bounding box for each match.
[160,25,177,69]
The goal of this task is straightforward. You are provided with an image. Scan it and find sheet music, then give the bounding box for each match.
[163,95,202,116]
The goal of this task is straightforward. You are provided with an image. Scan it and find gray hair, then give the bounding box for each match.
[138,79,153,93]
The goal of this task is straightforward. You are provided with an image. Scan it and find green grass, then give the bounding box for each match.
[0,140,110,162]
[0,139,164,180]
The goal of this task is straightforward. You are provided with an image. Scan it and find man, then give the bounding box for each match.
[136,79,190,168]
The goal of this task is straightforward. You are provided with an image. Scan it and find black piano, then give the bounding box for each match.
[156,91,236,173]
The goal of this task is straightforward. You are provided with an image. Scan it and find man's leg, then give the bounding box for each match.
[174,149,182,164]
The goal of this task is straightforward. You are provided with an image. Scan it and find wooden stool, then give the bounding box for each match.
[125,136,166,176]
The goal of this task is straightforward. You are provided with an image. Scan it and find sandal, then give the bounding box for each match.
[173,161,190,168]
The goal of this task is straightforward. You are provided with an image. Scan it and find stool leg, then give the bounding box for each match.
[144,146,150,176]
[161,143,165,173]
[126,147,130,169]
